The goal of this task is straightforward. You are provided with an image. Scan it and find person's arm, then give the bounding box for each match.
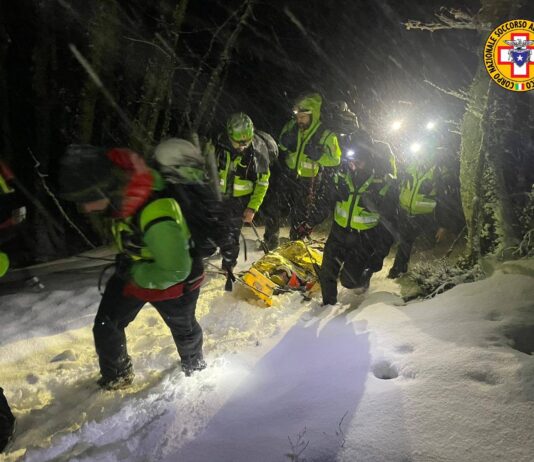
[246,168,270,213]
[317,132,341,167]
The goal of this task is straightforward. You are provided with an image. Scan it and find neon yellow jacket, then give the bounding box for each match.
[333,170,382,231]
[399,164,437,216]
[279,93,341,178]
[207,134,271,212]
[111,171,192,290]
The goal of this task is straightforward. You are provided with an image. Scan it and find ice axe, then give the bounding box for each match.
[250,221,269,254]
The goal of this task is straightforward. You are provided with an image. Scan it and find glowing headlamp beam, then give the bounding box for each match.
[391,120,402,131]
[410,142,422,153]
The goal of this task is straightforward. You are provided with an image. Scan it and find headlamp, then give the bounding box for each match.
[410,142,422,154]
[391,120,403,131]
[293,107,312,115]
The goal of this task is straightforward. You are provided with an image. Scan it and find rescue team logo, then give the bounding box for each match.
[484,19,534,92]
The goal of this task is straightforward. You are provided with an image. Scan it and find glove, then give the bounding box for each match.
[115,253,132,280]
[306,143,323,161]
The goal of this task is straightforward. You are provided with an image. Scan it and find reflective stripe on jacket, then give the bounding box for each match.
[399,164,437,215]
[333,171,380,231]
[279,121,341,177]
[212,135,270,212]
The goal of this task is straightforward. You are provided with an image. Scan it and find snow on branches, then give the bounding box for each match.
[404,8,491,32]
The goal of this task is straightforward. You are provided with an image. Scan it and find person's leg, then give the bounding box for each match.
[93,275,144,387]
[320,226,346,305]
[340,232,368,289]
[153,288,204,375]
[0,387,15,453]
[262,170,281,250]
[289,179,313,240]
[389,211,417,277]
[367,224,395,274]
[345,225,395,289]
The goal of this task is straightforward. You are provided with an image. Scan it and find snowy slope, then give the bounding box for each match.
[1,233,533,462]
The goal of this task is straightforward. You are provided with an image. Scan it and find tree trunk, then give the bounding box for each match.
[459,0,518,264]
[131,0,189,152]
[78,0,120,144]
[459,65,491,263]
[191,0,254,134]
[484,88,522,257]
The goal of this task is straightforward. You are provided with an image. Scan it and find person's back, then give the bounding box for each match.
[59,145,207,389]
[154,138,233,260]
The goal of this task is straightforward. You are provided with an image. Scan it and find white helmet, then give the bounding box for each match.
[154,138,205,183]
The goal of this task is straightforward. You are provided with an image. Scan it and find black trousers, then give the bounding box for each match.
[265,169,334,242]
[261,167,283,248]
[93,275,203,380]
[221,196,249,267]
[391,211,435,273]
[0,387,15,453]
[321,222,394,305]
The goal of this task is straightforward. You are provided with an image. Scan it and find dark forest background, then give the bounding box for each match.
[1,0,533,267]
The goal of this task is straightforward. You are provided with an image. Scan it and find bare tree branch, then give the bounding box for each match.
[424,79,471,102]
[404,8,491,32]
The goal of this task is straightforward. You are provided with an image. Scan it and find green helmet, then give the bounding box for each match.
[227,113,254,143]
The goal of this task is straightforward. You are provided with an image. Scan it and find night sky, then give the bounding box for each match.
[0,0,484,160]
[190,0,481,138]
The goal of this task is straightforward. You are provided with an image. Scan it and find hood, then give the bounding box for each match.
[294,92,323,133]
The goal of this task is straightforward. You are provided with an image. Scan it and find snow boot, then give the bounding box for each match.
[97,368,135,391]
[182,358,207,377]
[353,269,371,294]
[264,235,279,252]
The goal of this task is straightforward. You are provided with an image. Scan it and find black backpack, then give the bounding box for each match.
[321,101,359,137]
[255,130,279,165]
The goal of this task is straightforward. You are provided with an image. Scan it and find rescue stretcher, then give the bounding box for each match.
[236,240,324,306]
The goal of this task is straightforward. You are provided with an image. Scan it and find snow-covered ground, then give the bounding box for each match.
[1,229,533,462]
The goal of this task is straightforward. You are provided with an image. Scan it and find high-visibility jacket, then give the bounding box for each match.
[111,170,194,296]
[208,133,270,211]
[399,164,437,216]
[279,93,341,178]
[333,169,385,231]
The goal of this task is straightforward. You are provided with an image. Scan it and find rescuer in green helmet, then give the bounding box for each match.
[205,112,272,285]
